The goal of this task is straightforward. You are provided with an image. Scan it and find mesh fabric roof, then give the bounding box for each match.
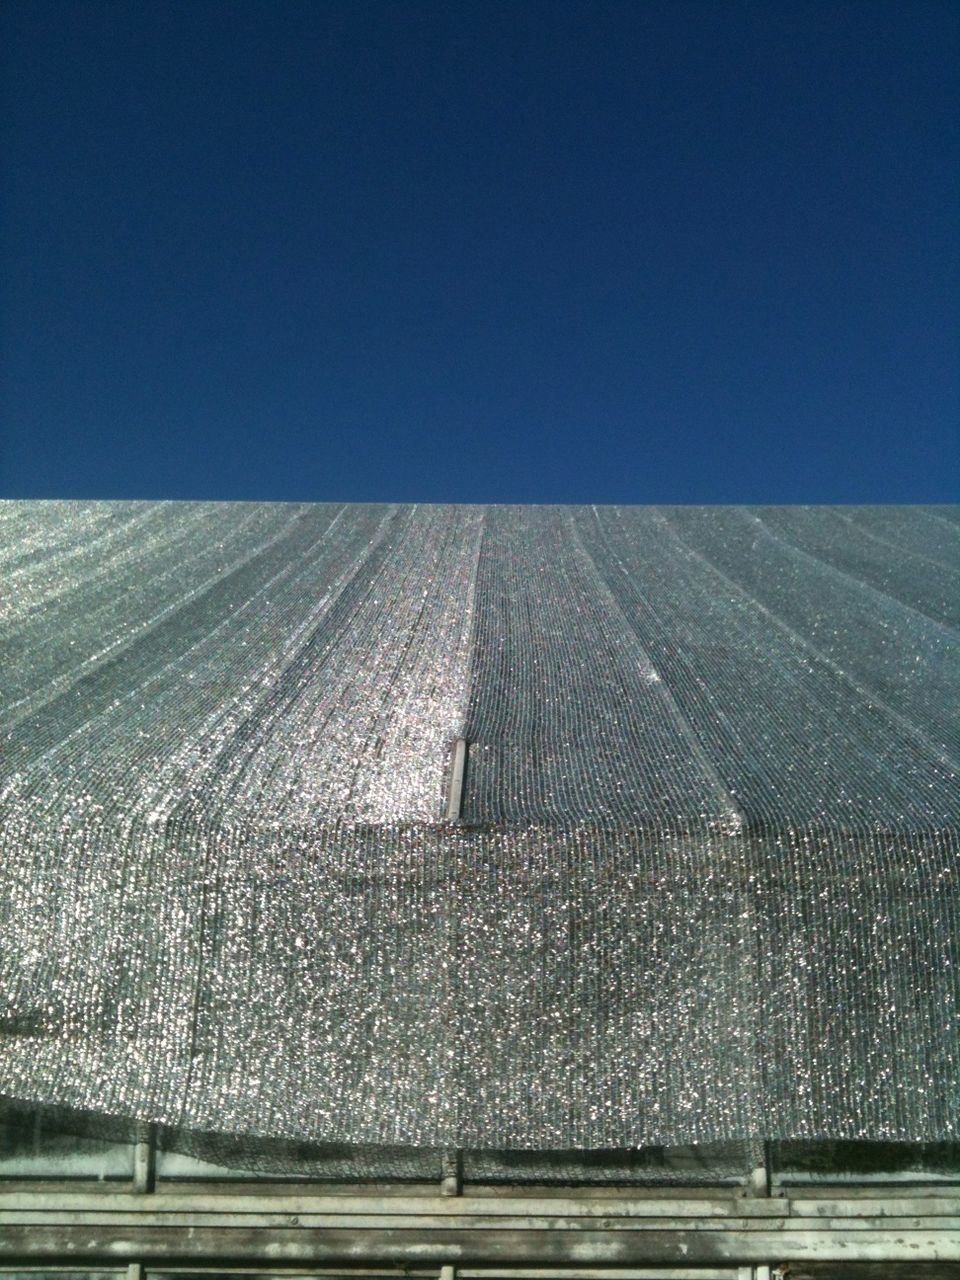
[1,501,957,1148]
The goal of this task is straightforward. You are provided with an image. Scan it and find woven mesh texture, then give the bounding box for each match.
[1,502,957,1148]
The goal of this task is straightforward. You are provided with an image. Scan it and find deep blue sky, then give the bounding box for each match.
[1,1,957,504]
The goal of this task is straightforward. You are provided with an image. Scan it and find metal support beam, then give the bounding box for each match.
[748,1144,771,1199]
[445,738,468,820]
[132,1124,154,1194]
[441,1148,463,1196]
[3,1223,958,1263]
[2,1188,958,1265]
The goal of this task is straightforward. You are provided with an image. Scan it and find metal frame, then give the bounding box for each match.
[0,1268,784,1280]
[2,1180,958,1268]
[3,1129,959,1272]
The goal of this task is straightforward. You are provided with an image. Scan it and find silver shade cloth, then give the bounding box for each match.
[1,501,957,1146]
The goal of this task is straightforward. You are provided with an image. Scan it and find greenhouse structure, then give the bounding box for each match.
[0,500,957,1278]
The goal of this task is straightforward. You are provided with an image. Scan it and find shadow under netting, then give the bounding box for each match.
[0,1098,763,1183]
[2,1099,958,1185]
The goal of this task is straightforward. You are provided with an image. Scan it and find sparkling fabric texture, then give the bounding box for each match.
[0,501,957,1147]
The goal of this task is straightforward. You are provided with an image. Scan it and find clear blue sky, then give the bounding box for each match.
[1,0,957,504]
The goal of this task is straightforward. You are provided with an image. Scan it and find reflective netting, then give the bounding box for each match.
[0,501,957,1148]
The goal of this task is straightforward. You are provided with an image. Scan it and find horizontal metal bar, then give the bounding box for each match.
[5,1210,960,1233]
[789,1195,960,1216]
[458,1270,742,1280]
[1,1189,958,1218]
[0,1191,783,1217]
[2,1224,958,1263]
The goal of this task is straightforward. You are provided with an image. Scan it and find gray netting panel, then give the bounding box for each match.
[462,506,741,827]
[1,502,481,825]
[0,501,957,1151]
